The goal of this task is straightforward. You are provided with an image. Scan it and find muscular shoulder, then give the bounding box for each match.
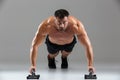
[68,16,84,35]
[68,16,78,25]
[46,16,55,25]
[37,16,55,35]
[40,16,54,26]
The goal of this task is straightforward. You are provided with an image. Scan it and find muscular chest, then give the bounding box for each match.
[48,26,74,39]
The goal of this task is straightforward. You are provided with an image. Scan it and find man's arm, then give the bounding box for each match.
[29,20,48,73]
[75,20,95,72]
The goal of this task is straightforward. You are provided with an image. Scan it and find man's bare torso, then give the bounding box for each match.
[45,16,79,45]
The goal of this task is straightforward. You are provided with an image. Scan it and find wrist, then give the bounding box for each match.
[31,65,36,68]
[88,64,94,68]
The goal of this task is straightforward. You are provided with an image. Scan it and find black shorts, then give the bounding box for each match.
[45,35,77,54]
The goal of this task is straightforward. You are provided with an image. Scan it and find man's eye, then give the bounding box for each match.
[63,21,67,24]
[58,22,61,24]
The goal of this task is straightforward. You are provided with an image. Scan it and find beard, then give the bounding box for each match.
[59,27,65,31]
[55,22,68,32]
[57,26,67,32]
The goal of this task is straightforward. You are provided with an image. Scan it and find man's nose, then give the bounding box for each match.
[60,23,64,27]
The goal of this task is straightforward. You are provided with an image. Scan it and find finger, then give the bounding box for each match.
[89,67,95,73]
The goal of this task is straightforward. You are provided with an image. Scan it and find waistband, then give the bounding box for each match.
[46,35,77,46]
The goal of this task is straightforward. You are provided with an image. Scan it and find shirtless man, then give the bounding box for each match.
[29,9,95,73]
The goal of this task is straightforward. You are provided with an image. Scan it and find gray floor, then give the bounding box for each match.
[0,70,119,80]
[0,64,119,80]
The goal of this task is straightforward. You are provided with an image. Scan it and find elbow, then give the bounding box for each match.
[31,40,39,48]
[86,43,92,50]
[30,43,38,53]
[32,44,38,50]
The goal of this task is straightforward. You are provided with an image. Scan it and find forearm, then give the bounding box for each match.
[77,35,94,66]
[30,34,46,67]
[86,45,94,66]
[30,46,38,67]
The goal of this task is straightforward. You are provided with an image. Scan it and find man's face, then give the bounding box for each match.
[55,16,68,31]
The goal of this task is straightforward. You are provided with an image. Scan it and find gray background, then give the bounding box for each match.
[0,0,120,70]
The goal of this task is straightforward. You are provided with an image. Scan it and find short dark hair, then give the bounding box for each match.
[54,9,69,19]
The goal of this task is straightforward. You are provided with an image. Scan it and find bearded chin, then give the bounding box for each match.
[56,24,67,31]
[57,27,65,31]
[59,28,64,31]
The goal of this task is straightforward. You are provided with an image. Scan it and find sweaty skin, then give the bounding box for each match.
[29,16,95,73]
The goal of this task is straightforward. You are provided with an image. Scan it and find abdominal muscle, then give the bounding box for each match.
[49,36,74,45]
[49,37,73,45]
[48,28,75,45]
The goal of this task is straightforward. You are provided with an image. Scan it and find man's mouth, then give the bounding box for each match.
[58,27,65,31]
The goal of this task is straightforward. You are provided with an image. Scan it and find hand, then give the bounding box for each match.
[29,66,36,74]
[88,66,95,73]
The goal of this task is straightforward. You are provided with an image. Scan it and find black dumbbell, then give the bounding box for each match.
[84,69,97,79]
[27,69,40,80]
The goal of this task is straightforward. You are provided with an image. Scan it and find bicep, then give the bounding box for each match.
[32,33,45,47]
[32,21,48,47]
[77,34,91,48]
[76,21,91,47]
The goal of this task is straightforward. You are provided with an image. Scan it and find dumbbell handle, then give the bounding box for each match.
[31,69,36,75]
[89,69,93,75]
